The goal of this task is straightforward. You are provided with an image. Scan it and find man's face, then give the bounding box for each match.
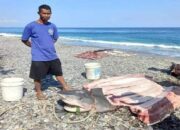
[39,8,51,22]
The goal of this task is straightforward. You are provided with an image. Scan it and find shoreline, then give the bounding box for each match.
[1,34,180,59]
[0,36,180,130]
[62,40,180,61]
[59,37,180,60]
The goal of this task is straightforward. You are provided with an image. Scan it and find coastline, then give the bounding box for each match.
[0,36,180,130]
[2,27,180,58]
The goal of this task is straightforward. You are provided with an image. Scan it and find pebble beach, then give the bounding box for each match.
[0,36,180,130]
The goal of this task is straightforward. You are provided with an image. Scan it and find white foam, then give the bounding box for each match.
[59,37,180,50]
[0,33,21,37]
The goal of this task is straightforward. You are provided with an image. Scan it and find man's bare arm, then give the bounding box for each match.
[22,40,31,47]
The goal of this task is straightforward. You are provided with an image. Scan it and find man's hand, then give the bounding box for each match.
[21,40,31,47]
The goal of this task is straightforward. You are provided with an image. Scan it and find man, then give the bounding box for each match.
[22,4,70,100]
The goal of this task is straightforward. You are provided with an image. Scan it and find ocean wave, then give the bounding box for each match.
[60,37,180,50]
[0,33,21,37]
[58,28,179,33]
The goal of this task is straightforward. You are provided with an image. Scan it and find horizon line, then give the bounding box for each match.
[0,26,180,28]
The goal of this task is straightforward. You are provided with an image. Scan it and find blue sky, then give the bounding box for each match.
[0,0,180,27]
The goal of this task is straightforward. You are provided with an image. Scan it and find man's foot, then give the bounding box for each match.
[62,86,71,92]
[36,92,47,100]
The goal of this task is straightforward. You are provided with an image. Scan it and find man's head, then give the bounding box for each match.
[38,4,51,23]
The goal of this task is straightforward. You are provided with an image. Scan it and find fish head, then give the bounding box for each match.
[58,90,94,112]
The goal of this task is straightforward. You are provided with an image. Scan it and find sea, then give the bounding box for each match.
[1,27,180,57]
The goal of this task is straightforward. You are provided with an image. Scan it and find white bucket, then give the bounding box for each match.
[84,62,101,80]
[0,78,24,101]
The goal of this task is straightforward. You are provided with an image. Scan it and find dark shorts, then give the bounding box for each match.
[30,59,63,80]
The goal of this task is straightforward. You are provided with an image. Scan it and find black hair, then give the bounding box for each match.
[38,4,51,13]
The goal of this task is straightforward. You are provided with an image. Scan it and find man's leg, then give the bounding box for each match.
[56,76,71,91]
[50,59,70,91]
[34,79,47,99]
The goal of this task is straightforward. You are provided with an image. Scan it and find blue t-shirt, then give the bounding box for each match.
[22,21,59,61]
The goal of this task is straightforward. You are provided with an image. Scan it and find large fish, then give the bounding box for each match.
[58,88,116,112]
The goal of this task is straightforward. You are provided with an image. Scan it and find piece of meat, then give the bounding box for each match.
[103,79,164,95]
[130,87,180,125]
[75,51,108,60]
[111,85,164,105]
[83,74,145,91]
[108,86,180,125]
[84,75,180,125]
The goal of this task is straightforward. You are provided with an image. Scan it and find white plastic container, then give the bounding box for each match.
[0,78,24,101]
[84,62,101,80]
